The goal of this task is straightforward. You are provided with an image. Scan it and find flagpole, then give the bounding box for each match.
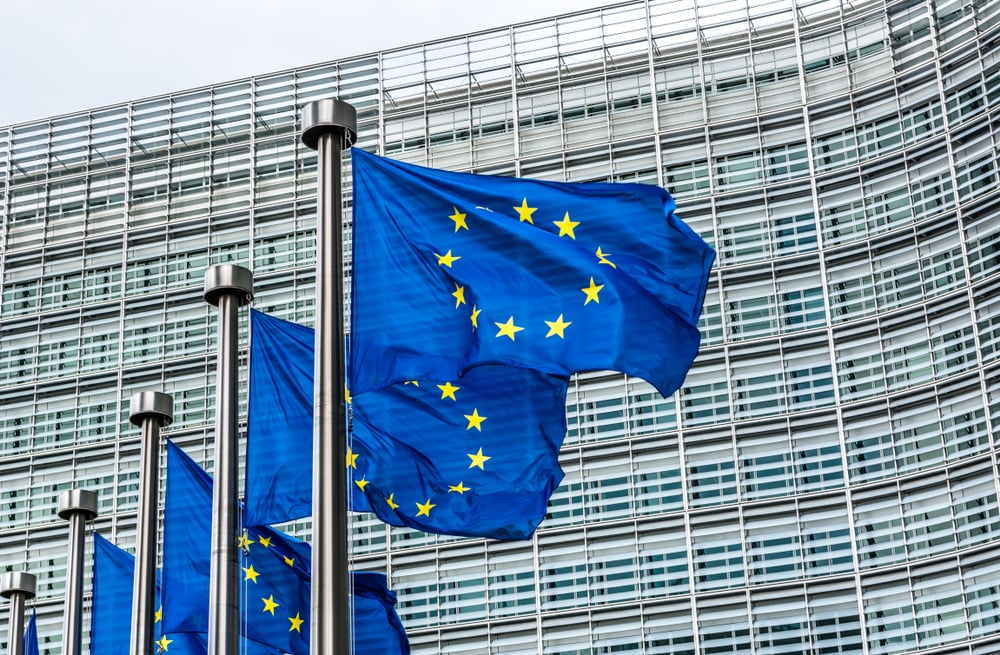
[57,489,98,655]
[301,98,357,655]
[128,391,173,655]
[0,572,35,655]
[203,264,254,655]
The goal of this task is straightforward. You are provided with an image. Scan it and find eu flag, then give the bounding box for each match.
[245,309,569,539]
[23,611,38,655]
[350,147,715,397]
[91,533,278,655]
[162,440,409,654]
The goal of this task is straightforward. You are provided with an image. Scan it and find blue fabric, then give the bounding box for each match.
[91,533,277,655]
[349,147,715,397]
[92,533,135,655]
[161,441,409,655]
[245,310,569,539]
[161,440,214,638]
[23,611,38,655]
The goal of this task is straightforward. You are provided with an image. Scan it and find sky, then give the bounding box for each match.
[0,0,614,127]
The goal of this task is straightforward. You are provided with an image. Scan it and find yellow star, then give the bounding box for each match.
[582,277,604,305]
[513,198,537,224]
[416,499,436,517]
[553,212,579,238]
[385,493,399,510]
[404,380,420,387]
[464,408,487,431]
[354,476,370,491]
[437,381,460,400]
[346,448,358,469]
[449,207,469,232]
[452,283,466,308]
[156,636,173,653]
[243,564,260,583]
[288,612,304,633]
[595,246,617,268]
[283,555,294,567]
[470,305,481,329]
[468,448,491,470]
[494,316,524,341]
[155,606,162,623]
[345,383,352,405]
[238,531,253,552]
[262,595,279,616]
[449,481,471,494]
[544,314,572,338]
[435,249,460,268]
[258,535,271,548]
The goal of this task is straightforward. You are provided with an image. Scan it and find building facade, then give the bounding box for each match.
[2,0,1000,652]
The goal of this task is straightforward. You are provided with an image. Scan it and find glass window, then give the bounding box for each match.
[738,425,793,500]
[854,485,906,568]
[880,315,933,393]
[863,573,918,655]
[791,412,844,493]
[901,473,955,559]
[807,582,863,654]
[680,352,730,428]
[697,594,752,654]
[587,528,638,605]
[637,518,688,597]
[643,603,695,655]
[799,496,854,577]
[744,506,801,584]
[962,549,1000,639]
[487,541,535,619]
[752,590,810,655]
[835,324,887,402]
[910,561,967,648]
[539,534,589,612]
[686,430,737,509]
[632,435,683,515]
[691,512,745,591]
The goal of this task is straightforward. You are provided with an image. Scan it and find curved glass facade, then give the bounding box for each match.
[1,0,999,653]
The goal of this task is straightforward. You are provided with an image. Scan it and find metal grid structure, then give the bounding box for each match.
[2,0,1000,652]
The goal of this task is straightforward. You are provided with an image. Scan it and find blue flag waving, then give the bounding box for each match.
[161,441,409,654]
[349,147,715,397]
[23,611,38,655]
[91,533,277,655]
[245,309,569,539]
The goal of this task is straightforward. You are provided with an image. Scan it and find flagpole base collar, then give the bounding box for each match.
[129,391,174,427]
[57,489,99,521]
[204,264,254,307]
[0,572,36,599]
[301,98,357,150]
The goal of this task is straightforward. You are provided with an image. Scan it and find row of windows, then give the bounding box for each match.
[3,179,995,355]
[1,280,995,469]
[385,537,1000,651]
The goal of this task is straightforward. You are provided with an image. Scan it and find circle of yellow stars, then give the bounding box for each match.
[430,196,617,345]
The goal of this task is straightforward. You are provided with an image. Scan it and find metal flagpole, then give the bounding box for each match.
[57,489,98,655]
[0,571,35,655]
[128,391,173,655]
[203,264,254,655]
[300,98,357,655]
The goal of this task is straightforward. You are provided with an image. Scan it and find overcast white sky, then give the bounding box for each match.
[0,0,612,127]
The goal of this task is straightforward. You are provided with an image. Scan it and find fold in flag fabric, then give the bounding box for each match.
[23,611,38,655]
[245,309,569,539]
[91,533,278,655]
[350,147,715,397]
[161,440,409,655]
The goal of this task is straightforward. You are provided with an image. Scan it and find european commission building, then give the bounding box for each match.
[2,0,1000,652]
